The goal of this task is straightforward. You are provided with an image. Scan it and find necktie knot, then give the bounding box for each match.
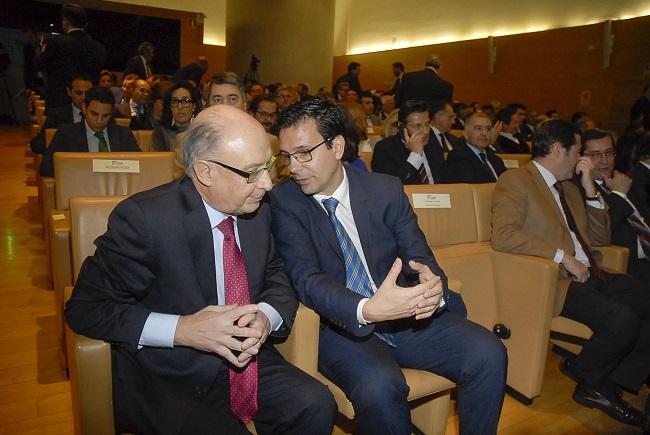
[553,181,564,195]
[217,216,235,240]
[479,152,488,165]
[94,130,109,152]
[322,197,339,215]
[94,131,104,140]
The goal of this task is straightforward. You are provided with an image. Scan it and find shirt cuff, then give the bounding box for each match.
[407,152,424,168]
[554,249,564,264]
[356,298,371,326]
[258,302,283,332]
[586,196,605,209]
[138,312,180,348]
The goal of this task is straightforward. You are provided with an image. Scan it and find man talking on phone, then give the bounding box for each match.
[371,100,451,184]
[491,119,650,427]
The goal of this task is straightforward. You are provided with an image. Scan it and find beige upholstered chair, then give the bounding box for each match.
[358,151,373,170]
[113,117,130,127]
[496,153,532,170]
[132,129,154,152]
[49,152,175,371]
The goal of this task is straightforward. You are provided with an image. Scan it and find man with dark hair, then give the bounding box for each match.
[207,72,246,110]
[510,103,534,142]
[65,104,337,434]
[397,54,453,107]
[35,3,106,109]
[447,112,506,183]
[388,61,405,98]
[359,91,380,127]
[269,98,507,435]
[30,72,92,154]
[124,42,155,80]
[372,100,451,184]
[495,106,529,154]
[40,87,140,177]
[492,119,650,426]
[333,62,363,95]
[428,99,463,152]
[580,129,650,282]
[250,95,278,133]
[173,56,209,88]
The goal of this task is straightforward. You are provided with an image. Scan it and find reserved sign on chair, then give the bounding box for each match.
[92,159,141,173]
[412,193,452,208]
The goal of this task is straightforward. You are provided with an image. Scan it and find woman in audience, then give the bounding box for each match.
[340,107,368,171]
[98,70,116,88]
[339,101,374,151]
[152,80,200,152]
[628,133,650,224]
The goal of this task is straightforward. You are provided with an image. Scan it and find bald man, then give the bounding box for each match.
[65,105,336,434]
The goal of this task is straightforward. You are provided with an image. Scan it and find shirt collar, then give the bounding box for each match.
[532,160,558,189]
[313,166,350,211]
[72,104,82,117]
[499,132,517,141]
[202,199,237,229]
[430,125,443,137]
[466,142,485,156]
[84,120,107,141]
[641,161,650,171]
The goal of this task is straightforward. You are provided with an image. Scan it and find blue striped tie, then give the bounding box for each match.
[322,197,396,347]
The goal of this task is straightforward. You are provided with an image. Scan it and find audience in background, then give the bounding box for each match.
[333,61,363,95]
[388,61,404,98]
[275,85,299,112]
[398,54,453,107]
[152,80,199,152]
[628,134,650,225]
[494,105,529,154]
[98,70,116,88]
[247,81,266,103]
[206,71,246,110]
[172,56,209,88]
[250,95,278,133]
[429,99,463,152]
[360,91,380,127]
[630,83,650,128]
[131,80,171,130]
[124,41,154,80]
[296,83,311,101]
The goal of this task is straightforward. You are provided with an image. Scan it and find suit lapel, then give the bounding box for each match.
[309,195,344,263]
[347,169,380,281]
[180,179,218,302]
[106,125,119,151]
[525,162,566,225]
[235,215,259,299]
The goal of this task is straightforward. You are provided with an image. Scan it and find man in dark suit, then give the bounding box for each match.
[447,112,507,183]
[124,42,154,80]
[492,120,650,426]
[40,87,141,177]
[65,104,336,434]
[333,62,363,95]
[580,129,650,282]
[269,98,507,434]
[397,55,453,107]
[372,100,451,184]
[387,61,404,98]
[494,105,529,154]
[429,99,464,152]
[173,56,209,87]
[36,3,106,109]
[629,140,650,224]
[30,73,92,154]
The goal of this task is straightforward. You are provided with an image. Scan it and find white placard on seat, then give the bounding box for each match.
[412,193,451,209]
[503,159,520,169]
[92,159,141,173]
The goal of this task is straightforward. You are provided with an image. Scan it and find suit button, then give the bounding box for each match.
[194,386,203,396]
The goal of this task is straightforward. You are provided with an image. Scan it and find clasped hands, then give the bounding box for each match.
[174,304,271,368]
[363,258,444,323]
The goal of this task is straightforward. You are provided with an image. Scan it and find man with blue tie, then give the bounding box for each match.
[269,98,507,435]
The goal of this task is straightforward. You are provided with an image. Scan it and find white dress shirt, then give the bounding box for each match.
[72,104,83,123]
[431,126,452,151]
[405,139,434,184]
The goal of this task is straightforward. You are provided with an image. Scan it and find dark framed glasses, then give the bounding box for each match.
[205,155,276,183]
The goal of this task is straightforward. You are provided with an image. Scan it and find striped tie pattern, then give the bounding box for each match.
[322,197,396,347]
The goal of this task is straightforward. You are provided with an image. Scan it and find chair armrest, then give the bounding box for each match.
[64,287,115,435]
[593,245,629,274]
[40,177,55,235]
[275,303,320,377]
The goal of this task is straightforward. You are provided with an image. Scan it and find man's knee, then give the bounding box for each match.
[601,304,642,350]
[348,369,409,411]
[460,330,508,382]
[295,379,337,424]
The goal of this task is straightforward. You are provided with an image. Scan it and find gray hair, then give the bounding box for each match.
[208,71,246,102]
[182,120,223,178]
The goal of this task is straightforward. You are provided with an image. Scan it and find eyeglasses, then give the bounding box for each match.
[205,155,276,183]
[171,98,194,108]
[256,110,277,119]
[584,149,615,159]
[276,137,333,164]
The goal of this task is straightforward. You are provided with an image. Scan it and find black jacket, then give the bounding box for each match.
[446,142,507,183]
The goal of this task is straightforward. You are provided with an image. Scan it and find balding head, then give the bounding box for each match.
[425,54,442,70]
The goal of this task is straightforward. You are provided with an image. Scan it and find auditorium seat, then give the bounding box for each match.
[497,153,532,169]
[113,117,131,127]
[132,129,154,152]
[358,151,373,170]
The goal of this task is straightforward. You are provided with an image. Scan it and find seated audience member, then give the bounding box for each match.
[429,99,463,152]
[173,56,209,88]
[380,94,395,121]
[492,120,650,426]
[545,109,560,119]
[131,80,170,131]
[451,102,473,130]
[207,72,246,110]
[360,92,380,127]
[579,129,650,282]
[65,104,337,435]
[340,109,368,171]
[339,101,372,152]
[113,73,139,112]
[275,85,298,113]
[494,106,529,154]
[269,98,507,435]
[124,41,154,80]
[510,103,534,142]
[130,79,151,118]
[334,81,350,102]
[481,104,495,120]
[629,134,650,224]
[40,87,141,177]
[152,80,200,152]
[98,70,116,88]
[296,83,311,101]
[372,100,451,184]
[447,112,506,183]
[250,95,278,133]
[614,130,648,173]
[344,89,358,103]
[30,73,92,154]
[247,82,265,104]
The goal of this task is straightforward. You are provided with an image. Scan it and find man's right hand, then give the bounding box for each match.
[174,304,262,367]
[362,258,437,323]
[561,253,589,283]
[605,170,632,194]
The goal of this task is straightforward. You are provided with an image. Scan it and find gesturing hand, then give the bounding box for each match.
[236,311,272,365]
[174,304,262,368]
[362,258,437,323]
[408,260,443,319]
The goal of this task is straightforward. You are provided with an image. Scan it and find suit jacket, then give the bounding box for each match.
[397,68,453,107]
[36,30,106,107]
[29,105,75,154]
[173,62,205,86]
[430,129,463,152]
[446,142,506,183]
[40,121,140,177]
[124,55,150,79]
[371,133,451,184]
[269,166,448,335]
[629,163,650,224]
[495,134,529,154]
[333,72,362,94]
[491,162,610,314]
[65,177,297,433]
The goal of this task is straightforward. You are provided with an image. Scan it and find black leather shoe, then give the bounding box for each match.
[573,383,643,426]
[559,357,582,383]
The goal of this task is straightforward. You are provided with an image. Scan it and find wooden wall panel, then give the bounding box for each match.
[333,15,650,133]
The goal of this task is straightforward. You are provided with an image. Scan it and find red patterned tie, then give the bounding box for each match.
[217,217,258,424]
